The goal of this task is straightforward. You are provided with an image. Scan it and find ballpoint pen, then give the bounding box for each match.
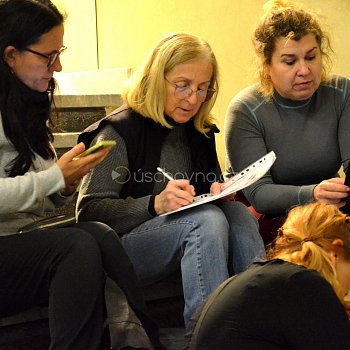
[157,167,174,181]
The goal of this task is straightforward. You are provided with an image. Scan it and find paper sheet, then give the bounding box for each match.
[160,151,276,216]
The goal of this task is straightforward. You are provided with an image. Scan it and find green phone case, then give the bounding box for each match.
[76,140,116,158]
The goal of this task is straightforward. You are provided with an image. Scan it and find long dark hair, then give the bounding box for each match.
[0,0,64,176]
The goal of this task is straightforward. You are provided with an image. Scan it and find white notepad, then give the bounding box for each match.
[161,151,276,216]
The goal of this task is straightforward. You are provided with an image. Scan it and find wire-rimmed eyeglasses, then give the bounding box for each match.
[165,78,216,102]
[23,46,67,68]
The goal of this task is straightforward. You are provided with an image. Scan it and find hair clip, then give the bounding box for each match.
[345,216,350,223]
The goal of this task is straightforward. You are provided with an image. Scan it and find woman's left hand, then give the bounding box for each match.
[57,142,112,196]
[210,182,236,202]
[313,177,350,207]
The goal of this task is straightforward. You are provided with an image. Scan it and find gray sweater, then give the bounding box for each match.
[225,74,350,214]
[76,123,220,235]
[0,114,70,235]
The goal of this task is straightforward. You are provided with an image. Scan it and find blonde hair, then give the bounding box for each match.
[122,32,219,134]
[268,202,350,301]
[253,0,333,98]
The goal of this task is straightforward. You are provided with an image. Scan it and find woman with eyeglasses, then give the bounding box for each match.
[0,1,163,349]
[225,0,350,246]
[76,32,266,329]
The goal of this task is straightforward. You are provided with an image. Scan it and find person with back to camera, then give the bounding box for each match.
[76,32,266,329]
[224,0,350,246]
[0,1,164,349]
[184,202,350,349]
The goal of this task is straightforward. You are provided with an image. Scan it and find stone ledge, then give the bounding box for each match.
[54,68,131,108]
[53,132,80,149]
[55,93,123,108]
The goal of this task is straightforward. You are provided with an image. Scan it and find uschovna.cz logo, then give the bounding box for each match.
[111,167,224,184]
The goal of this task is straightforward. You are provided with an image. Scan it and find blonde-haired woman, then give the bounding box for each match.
[124,32,218,133]
[76,32,265,328]
[185,202,350,349]
[225,0,350,245]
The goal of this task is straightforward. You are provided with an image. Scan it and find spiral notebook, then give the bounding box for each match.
[161,151,276,216]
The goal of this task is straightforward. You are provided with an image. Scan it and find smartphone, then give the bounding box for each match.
[75,140,117,158]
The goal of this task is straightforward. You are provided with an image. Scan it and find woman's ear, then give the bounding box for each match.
[330,239,344,260]
[263,63,270,77]
[3,46,17,68]
[332,239,344,250]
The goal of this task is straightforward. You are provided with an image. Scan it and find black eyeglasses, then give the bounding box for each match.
[22,46,67,68]
[165,78,216,102]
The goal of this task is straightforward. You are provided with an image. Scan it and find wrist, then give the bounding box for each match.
[312,184,319,201]
[148,195,158,216]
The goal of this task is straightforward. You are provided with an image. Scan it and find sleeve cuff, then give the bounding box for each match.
[148,195,158,216]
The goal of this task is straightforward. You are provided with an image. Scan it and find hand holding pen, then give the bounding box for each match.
[155,167,195,215]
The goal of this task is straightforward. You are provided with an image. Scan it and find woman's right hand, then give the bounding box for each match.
[313,177,350,208]
[57,142,111,195]
[154,179,195,215]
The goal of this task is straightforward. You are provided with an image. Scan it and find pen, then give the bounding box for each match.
[157,167,174,181]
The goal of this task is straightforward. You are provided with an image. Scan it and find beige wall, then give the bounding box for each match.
[52,0,98,71]
[60,0,350,167]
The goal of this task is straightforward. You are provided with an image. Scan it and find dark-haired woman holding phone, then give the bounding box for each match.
[0,1,161,349]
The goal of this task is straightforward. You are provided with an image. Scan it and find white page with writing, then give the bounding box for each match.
[160,151,276,216]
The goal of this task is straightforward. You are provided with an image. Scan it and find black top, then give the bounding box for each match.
[185,259,350,349]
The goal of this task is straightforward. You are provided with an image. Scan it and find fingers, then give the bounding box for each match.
[166,181,194,206]
[78,146,111,169]
[62,142,86,161]
[154,180,195,214]
[335,201,347,208]
[314,178,350,204]
[210,182,222,195]
[73,147,111,181]
[167,179,195,198]
[57,143,113,189]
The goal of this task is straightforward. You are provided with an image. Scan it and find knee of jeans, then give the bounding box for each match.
[235,200,255,214]
[221,201,258,225]
[189,204,229,237]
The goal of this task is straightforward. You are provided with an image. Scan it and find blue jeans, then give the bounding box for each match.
[121,201,265,328]
[218,201,266,274]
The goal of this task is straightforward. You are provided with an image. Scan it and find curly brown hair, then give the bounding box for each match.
[253,0,333,97]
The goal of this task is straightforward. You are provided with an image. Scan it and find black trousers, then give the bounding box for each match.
[0,221,159,350]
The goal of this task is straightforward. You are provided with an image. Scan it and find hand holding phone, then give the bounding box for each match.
[74,140,116,159]
[58,140,117,195]
[341,167,350,213]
